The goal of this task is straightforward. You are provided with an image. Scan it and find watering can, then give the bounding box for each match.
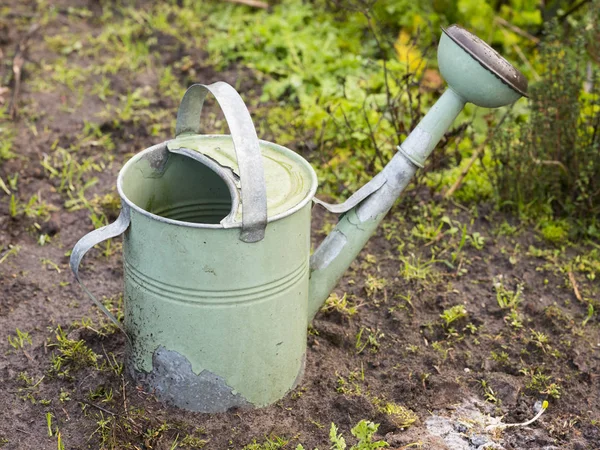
[70,25,527,412]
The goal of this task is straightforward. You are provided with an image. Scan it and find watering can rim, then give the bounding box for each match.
[116,137,319,230]
[441,24,529,98]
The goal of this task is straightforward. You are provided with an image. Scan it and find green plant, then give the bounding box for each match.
[7,328,32,349]
[49,326,99,376]
[440,305,468,327]
[521,367,562,398]
[378,402,418,429]
[490,13,600,231]
[322,292,359,317]
[480,379,499,404]
[243,435,289,450]
[355,327,384,354]
[302,421,388,450]
[494,277,524,310]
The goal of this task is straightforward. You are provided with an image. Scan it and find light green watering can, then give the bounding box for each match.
[70,25,527,412]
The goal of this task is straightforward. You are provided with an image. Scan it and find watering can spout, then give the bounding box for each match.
[307,24,528,321]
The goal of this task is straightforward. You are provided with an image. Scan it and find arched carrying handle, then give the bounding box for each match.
[70,205,131,341]
[175,82,268,243]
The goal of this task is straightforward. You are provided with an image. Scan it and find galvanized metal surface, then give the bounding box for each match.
[176,82,268,243]
[167,135,317,223]
[122,202,311,410]
[438,30,523,108]
[442,25,528,97]
[130,346,252,412]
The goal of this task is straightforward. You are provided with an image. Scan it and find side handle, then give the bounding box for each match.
[69,205,131,340]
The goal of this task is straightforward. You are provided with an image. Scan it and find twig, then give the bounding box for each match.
[557,0,592,21]
[494,16,540,44]
[444,108,512,199]
[8,23,40,119]
[512,42,541,81]
[221,0,269,9]
[79,399,118,416]
[568,271,583,302]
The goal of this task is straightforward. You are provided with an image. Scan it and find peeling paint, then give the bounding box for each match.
[131,346,252,413]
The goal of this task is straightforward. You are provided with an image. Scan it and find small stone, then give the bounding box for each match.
[454,423,468,433]
[470,435,487,447]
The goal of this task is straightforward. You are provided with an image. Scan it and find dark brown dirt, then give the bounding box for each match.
[1,1,600,449]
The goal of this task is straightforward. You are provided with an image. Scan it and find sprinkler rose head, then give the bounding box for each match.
[438,24,528,108]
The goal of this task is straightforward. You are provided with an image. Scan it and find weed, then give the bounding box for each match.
[582,303,595,326]
[540,219,570,244]
[41,258,61,273]
[336,367,365,395]
[179,434,209,448]
[355,327,384,354]
[468,232,485,250]
[8,328,32,349]
[313,420,388,450]
[521,368,562,399]
[431,341,452,360]
[479,380,499,404]
[0,245,20,264]
[490,350,510,365]
[364,275,387,301]
[505,309,524,329]
[377,402,418,429]
[243,435,289,450]
[322,293,359,317]
[494,277,524,310]
[49,326,99,376]
[399,254,438,282]
[529,329,551,353]
[440,305,468,327]
[46,412,53,437]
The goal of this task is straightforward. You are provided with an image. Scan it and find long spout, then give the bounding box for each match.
[308,25,529,321]
[308,88,466,321]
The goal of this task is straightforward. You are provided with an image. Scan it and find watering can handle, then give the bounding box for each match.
[69,205,131,341]
[174,82,268,243]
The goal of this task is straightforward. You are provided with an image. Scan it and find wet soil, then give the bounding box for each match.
[1,1,599,449]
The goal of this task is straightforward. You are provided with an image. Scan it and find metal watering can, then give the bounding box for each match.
[70,25,527,412]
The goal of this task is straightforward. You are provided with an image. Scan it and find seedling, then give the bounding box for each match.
[322,293,359,317]
[440,305,468,327]
[494,277,524,310]
[377,402,418,429]
[355,327,383,354]
[479,380,499,404]
[8,328,32,349]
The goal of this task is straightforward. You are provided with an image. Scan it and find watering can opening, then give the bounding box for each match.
[118,141,239,227]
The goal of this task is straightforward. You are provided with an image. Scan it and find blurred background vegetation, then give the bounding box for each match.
[2,0,599,241]
[204,0,600,240]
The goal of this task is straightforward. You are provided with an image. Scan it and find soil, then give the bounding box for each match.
[1,1,599,449]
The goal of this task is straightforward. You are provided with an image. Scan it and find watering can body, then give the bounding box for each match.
[70,25,528,413]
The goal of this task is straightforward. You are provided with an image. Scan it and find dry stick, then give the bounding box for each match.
[8,23,40,119]
[443,139,488,199]
[568,271,583,302]
[221,0,269,9]
[79,399,118,416]
[494,16,540,44]
[444,109,512,199]
[512,42,541,81]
